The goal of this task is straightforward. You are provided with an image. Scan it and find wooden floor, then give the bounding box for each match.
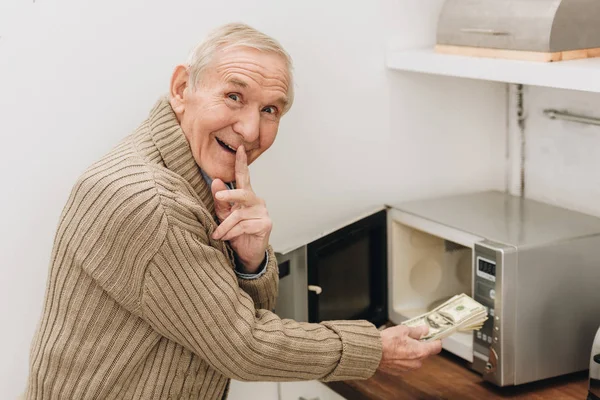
[327,351,589,400]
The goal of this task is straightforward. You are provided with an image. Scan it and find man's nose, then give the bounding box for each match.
[232,108,260,144]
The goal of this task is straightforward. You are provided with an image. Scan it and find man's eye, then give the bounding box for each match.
[262,106,277,114]
[228,93,240,102]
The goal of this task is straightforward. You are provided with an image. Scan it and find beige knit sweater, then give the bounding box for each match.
[25,97,383,400]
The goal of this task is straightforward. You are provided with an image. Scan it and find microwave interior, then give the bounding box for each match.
[389,219,475,361]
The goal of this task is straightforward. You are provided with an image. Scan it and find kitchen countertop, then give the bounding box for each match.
[326,350,589,400]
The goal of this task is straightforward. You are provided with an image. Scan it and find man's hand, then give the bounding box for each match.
[377,325,442,375]
[211,146,272,273]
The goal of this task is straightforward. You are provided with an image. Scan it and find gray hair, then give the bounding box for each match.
[186,22,294,113]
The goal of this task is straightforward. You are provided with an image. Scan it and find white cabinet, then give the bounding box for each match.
[227,381,279,400]
[279,381,347,400]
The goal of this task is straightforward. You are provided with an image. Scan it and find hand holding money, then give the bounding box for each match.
[377,325,443,375]
[401,293,488,341]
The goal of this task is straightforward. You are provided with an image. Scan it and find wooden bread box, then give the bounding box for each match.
[435,0,600,62]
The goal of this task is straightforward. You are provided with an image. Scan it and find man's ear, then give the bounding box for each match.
[169,65,189,115]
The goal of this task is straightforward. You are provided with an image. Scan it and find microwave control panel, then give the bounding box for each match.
[473,256,497,357]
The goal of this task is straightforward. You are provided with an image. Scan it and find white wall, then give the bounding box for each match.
[518,86,600,217]
[267,0,507,252]
[0,1,507,397]
[380,1,507,210]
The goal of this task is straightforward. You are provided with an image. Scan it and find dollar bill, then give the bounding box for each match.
[401,293,488,341]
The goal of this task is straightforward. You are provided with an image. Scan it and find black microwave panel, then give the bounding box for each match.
[306,209,388,327]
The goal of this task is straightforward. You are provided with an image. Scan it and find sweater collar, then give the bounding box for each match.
[148,96,215,216]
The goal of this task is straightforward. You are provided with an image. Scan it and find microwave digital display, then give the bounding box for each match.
[478,258,496,277]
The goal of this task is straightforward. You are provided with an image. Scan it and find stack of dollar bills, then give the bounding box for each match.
[401,293,488,341]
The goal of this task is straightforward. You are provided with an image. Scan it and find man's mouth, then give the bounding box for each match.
[216,138,237,154]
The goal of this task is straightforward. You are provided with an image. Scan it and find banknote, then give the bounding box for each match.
[401,293,488,341]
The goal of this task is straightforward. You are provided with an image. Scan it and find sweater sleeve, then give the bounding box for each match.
[141,223,382,382]
[235,245,279,311]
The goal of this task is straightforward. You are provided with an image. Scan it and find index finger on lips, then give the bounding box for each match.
[235,146,252,190]
[215,189,256,206]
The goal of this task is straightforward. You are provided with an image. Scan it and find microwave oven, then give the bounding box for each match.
[387,190,600,386]
[274,209,388,328]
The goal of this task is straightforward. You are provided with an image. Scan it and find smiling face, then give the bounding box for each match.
[169,46,290,183]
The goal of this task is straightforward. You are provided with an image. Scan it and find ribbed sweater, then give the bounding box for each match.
[24,97,383,400]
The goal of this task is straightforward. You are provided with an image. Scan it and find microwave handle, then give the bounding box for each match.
[308,285,322,295]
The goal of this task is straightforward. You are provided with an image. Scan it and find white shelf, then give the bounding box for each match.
[386,48,600,93]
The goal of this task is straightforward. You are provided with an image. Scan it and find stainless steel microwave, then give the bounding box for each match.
[387,190,600,386]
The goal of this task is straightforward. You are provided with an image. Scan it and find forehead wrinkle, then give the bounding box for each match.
[219,64,288,85]
[215,57,287,73]
[222,69,289,94]
[215,59,289,87]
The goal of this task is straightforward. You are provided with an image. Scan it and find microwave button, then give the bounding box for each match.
[483,334,487,341]
[477,331,482,339]
[489,289,496,299]
[490,308,495,317]
[488,336,492,344]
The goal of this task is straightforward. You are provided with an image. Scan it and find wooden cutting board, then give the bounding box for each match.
[435,44,600,62]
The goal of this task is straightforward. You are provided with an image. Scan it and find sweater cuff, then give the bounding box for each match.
[236,245,279,311]
[234,250,269,280]
[319,320,382,382]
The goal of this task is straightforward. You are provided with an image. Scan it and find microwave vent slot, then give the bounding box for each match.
[445,240,467,253]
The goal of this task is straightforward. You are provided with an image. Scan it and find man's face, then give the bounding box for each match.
[171,46,290,183]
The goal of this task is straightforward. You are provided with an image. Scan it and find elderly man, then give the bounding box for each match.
[25,23,441,399]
